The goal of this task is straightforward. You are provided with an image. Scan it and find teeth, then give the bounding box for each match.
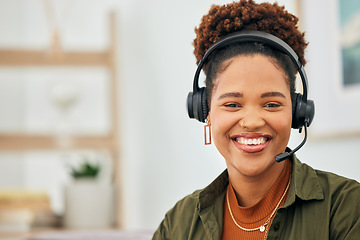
[236,137,267,145]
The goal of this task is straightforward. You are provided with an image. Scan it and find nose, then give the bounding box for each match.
[239,108,266,130]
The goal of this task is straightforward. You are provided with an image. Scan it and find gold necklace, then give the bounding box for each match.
[226,177,291,233]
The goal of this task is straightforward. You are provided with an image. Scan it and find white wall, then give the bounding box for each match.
[297,0,360,188]
[0,0,359,232]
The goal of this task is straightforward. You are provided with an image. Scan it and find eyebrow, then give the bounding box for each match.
[217,91,286,100]
[217,92,243,100]
[261,91,286,98]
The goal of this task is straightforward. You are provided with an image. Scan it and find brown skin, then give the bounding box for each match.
[208,54,292,207]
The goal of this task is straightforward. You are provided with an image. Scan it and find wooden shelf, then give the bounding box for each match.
[0,134,116,151]
[0,12,122,228]
[0,49,111,66]
[0,12,118,153]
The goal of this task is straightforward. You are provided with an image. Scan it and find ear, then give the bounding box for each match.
[206,114,211,125]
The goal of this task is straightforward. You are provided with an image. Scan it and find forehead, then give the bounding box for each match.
[212,54,290,96]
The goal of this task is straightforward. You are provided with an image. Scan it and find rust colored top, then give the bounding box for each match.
[222,160,291,240]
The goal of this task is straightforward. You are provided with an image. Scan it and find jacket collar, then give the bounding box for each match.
[284,154,324,207]
[198,170,228,211]
[198,154,325,211]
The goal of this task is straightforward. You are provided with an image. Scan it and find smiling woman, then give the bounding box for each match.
[152,0,360,239]
[210,55,292,191]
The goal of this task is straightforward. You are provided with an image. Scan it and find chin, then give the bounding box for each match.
[231,153,280,177]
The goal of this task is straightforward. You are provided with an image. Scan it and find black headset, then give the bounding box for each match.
[187,30,315,129]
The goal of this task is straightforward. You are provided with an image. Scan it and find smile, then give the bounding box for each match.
[231,134,272,153]
[235,137,268,145]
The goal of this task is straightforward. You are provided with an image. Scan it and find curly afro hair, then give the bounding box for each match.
[193,0,307,66]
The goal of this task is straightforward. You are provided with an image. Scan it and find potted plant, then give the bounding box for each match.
[69,161,101,180]
[64,157,115,228]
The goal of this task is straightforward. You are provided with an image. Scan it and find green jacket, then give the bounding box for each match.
[153,156,360,239]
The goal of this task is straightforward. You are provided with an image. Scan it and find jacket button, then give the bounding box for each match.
[274,222,280,231]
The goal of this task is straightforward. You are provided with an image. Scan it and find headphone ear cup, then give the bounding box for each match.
[187,87,209,123]
[292,93,304,129]
[292,93,315,129]
[305,99,315,127]
[198,87,209,123]
[187,92,195,119]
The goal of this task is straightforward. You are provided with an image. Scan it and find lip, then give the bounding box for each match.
[231,132,272,153]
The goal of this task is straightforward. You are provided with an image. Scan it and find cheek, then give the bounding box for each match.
[209,108,234,140]
[209,111,235,159]
[269,111,293,139]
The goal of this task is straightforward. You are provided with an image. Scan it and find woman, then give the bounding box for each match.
[153,1,360,239]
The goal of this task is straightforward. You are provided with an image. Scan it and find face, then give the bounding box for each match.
[209,54,292,179]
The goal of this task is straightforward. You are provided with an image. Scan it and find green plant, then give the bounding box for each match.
[70,161,101,179]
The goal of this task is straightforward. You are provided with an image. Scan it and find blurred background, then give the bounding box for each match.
[0,0,359,238]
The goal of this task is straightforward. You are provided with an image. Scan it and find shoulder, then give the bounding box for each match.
[315,168,360,198]
[152,190,203,240]
[153,170,229,240]
[161,169,229,221]
[297,159,360,204]
[166,189,202,219]
[315,169,360,238]
[292,156,360,199]
[291,157,360,238]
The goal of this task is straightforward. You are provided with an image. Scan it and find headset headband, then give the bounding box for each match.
[188,30,314,128]
[193,30,309,101]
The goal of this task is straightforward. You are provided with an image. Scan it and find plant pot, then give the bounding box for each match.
[63,179,115,228]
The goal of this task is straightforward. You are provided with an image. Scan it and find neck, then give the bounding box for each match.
[228,160,286,207]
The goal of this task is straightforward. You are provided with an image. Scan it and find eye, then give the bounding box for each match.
[264,103,281,108]
[224,103,242,108]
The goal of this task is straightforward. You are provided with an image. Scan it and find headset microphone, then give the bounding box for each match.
[275,119,309,162]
